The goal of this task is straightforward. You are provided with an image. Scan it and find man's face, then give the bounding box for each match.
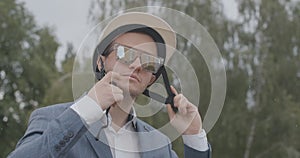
[99,32,158,97]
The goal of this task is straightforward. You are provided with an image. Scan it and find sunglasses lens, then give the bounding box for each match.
[142,63,158,73]
[140,54,162,73]
[117,45,137,64]
[116,44,163,73]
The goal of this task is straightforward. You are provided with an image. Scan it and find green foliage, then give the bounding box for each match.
[0,0,59,156]
[42,43,75,105]
[1,0,299,157]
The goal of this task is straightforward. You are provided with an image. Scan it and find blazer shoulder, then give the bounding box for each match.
[29,102,74,120]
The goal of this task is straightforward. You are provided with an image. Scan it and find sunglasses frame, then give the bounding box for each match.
[108,43,164,73]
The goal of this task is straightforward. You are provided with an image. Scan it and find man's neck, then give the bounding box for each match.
[109,94,135,132]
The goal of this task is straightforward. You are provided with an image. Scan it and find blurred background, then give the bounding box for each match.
[1,0,300,157]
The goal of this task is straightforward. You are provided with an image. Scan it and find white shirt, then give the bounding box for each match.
[101,112,140,158]
[71,95,209,158]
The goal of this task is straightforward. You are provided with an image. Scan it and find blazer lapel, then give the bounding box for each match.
[85,120,113,158]
[136,121,152,158]
[136,120,169,158]
[136,120,165,158]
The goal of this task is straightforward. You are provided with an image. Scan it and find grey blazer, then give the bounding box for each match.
[8,102,211,158]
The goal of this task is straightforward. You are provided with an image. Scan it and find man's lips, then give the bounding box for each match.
[122,74,140,82]
[129,74,140,82]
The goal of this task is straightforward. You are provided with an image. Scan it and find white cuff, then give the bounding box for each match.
[182,129,209,151]
[70,95,104,126]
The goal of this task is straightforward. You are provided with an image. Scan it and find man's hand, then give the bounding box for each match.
[87,71,124,110]
[166,86,202,135]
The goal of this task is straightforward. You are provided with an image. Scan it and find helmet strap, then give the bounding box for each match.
[142,66,178,113]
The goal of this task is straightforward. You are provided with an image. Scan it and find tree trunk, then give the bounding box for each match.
[244,118,257,158]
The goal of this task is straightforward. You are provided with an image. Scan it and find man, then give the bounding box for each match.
[8,12,211,158]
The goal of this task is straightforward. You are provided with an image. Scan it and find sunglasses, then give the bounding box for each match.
[109,43,164,73]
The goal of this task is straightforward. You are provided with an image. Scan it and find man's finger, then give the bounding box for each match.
[102,71,121,83]
[111,84,123,94]
[178,100,187,115]
[170,85,178,95]
[112,93,124,103]
[166,104,176,120]
[109,81,117,86]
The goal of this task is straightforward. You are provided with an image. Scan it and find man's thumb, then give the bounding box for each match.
[166,104,176,120]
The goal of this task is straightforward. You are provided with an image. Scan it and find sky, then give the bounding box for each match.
[18,0,92,69]
[18,0,238,69]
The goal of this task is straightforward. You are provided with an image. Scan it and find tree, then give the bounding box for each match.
[211,0,300,157]
[235,0,300,157]
[0,0,59,156]
[42,43,76,105]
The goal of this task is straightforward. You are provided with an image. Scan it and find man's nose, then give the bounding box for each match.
[129,57,142,71]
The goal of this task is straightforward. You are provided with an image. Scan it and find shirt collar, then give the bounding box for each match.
[102,107,137,130]
[128,107,137,129]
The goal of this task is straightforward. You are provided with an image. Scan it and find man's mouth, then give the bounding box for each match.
[129,74,140,82]
[122,73,140,82]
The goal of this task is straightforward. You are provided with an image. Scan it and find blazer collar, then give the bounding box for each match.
[84,113,168,158]
[104,107,138,130]
[85,120,113,158]
[135,120,171,158]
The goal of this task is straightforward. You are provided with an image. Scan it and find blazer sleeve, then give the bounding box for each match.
[184,143,212,158]
[8,105,88,158]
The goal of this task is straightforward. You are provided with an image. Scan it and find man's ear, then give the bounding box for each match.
[97,55,105,70]
[148,74,156,86]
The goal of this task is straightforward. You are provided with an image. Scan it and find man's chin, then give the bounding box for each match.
[128,88,144,98]
[120,83,146,98]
